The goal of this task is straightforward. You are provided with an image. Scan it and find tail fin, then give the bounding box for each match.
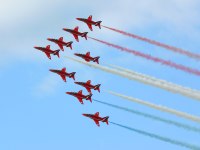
[95,21,102,29]
[86,94,92,103]
[102,116,109,125]
[93,56,100,64]
[53,50,60,58]
[69,72,76,80]
[69,41,73,50]
[94,84,101,93]
[81,32,88,40]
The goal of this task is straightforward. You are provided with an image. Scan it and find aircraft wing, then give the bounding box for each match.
[85,52,90,61]
[93,119,100,126]
[45,52,51,59]
[60,75,66,82]
[94,112,99,116]
[77,97,84,104]
[74,26,79,32]
[46,45,50,50]
[88,15,92,21]
[85,87,91,93]
[86,23,93,31]
[86,52,90,56]
[73,34,79,42]
[85,58,90,62]
[86,80,91,84]
[58,43,64,51]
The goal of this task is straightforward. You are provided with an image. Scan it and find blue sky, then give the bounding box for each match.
[0,0,200,149]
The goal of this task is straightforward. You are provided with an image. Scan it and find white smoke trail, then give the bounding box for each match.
[108,91,200,123]
[65,56,200,101]
[108,64,200,95]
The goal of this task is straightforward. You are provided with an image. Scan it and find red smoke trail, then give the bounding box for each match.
[102,25,200,60]
[88,37,200,76]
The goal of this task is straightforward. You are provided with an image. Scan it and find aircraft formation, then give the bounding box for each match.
[33,14,200,149]
[34,15,108,127]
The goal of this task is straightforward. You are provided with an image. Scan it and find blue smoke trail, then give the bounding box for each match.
[110,121,200,150]
[93,99,200,134]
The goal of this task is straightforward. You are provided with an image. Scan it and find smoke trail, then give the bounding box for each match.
[65,56,200,101]
[88,37,200,77]
[110,121,200,150]
[102,25,200,60]
[93,99,200,134]
[108,91,200,123]
[108,64,200,95]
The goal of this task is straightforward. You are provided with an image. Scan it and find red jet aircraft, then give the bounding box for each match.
[34,45,60,60]
[63,26,88,42]
[74,52,100,64]
[76,15,102,31]
[74,80,100,93]
[49,67,75,82]
[66,90,92,104]
[47,37,73,51]
[82,112,109,127]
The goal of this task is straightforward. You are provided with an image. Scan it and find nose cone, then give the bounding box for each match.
[74,81,80,85]
[63,28,67,31]
[34,46,38,49]
[47,38,51,41]
[49,69,54,72]
[76,18,81,21]
[66,92,70,95]
[74,53,78,56]
[82,114,87,117]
